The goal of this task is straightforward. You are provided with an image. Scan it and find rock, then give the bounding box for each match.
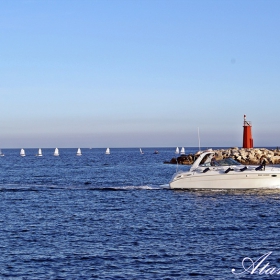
[165,147,280,165]
[169,158,178,164]
[270,156,280,164]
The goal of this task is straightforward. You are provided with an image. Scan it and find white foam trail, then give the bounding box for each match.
[160,184,171,189]
[121,185,160,190]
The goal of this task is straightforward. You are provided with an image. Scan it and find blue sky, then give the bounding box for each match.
[1,0,280,148]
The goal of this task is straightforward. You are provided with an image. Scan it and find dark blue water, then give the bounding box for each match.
[1,147,280,279]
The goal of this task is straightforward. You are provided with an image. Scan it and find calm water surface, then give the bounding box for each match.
[1,148,280,279]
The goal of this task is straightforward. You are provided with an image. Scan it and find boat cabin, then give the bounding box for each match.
[200,156,241,167]
[190,151,241,171]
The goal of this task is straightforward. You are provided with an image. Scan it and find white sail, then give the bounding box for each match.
[180,147,185,155]
[105,148,110,154]
[140,148,144,154]
[54,148,59,156]
[20,148,26,157]
[76,148,82,156]
[0,149,4,156]
[36,148,43,156]
[175,147,179,154]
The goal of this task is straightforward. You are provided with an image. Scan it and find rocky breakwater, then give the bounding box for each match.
[165,148,280,165]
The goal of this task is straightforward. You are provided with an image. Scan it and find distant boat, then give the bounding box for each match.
[20,148,26,157]
[175,147,179,154]
[180,147,185,155]
[36,148,43,157]
[153,150,159,154]
[140,148,144,154]
[105,148,110,155]
[54,148,59,156]
[76,148,82,156]
[0,149,4,156]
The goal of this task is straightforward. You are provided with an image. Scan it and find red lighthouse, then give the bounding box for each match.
[243,115,253,148]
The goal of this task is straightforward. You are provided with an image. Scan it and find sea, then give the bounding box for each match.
[1,147,280,280]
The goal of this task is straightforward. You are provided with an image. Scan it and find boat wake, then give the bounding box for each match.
[0,184,168,192]
[90,185,165,191]
[120,185,160,190]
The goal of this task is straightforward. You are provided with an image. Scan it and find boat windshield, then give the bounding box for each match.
[199,157,241,167]
[213,158,241,166]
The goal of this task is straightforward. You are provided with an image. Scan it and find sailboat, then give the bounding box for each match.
[54,148,59,156]
[175,147,179,154]
[180,147,185,155]
[76,148,82,156]
[140,148,144,154]
[20,148,26,157]
[0,149,4,156]
[105,148,110,155]
[36,148,43,157]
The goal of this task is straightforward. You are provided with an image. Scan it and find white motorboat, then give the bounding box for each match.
[169,150,280,189]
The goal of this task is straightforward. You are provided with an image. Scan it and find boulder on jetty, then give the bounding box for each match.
[165,147,280,165]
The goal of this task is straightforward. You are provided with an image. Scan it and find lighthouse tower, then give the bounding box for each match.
[243,115,253,148]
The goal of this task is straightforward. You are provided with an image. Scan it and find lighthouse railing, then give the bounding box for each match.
[243,121,252,126]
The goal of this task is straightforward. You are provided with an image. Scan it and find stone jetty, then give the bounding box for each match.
[165,147,280,165]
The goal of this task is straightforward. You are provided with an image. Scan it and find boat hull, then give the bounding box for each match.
[170,170,280,189]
